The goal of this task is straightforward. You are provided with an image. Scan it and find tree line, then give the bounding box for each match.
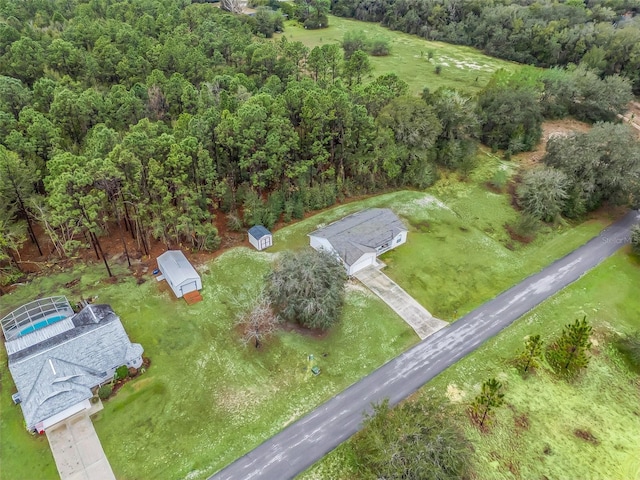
[0,0,637,285]
[331,0,640,94]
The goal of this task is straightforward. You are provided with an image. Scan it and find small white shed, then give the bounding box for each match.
[157,250,202,299]
[248,225,273,251]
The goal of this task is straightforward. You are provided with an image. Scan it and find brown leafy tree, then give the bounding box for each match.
[236,294,279,349]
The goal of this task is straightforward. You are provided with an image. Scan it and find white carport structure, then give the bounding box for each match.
[157,250,202,299]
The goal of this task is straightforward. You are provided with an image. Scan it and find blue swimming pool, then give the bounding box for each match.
[18,315,68,337]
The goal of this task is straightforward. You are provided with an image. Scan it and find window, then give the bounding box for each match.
[396,237,402,244]
[377,242,390,252]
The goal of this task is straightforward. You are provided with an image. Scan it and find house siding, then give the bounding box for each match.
[249,233,273,251]
[348,253,377,276]
[309,236,334,253]
[377,231,407,255]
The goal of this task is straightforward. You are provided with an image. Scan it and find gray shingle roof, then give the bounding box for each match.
[308,209,407,266]
[248,225,271,240]
[6,304,143,430]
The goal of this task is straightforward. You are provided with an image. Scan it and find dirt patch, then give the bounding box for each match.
[485,181,504,194]
[515,119,591,168]
[64,278,80,289]
[446,383,466,403]
[280,321,330,339]
[574,428,600,445]
[504,222,534,244]
[506,460,520,476]
[514,412,530,432]
[507,175,522,211]
[410,220,431,232]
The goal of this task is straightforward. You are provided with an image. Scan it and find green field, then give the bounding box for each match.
[300,250,640,479]
[0,250,415,479]
[273,155,615,320]
[0,156,619,479]
[276,15,521,94]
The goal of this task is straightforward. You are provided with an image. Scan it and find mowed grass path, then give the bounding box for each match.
[301,250,640,479]
[276,16,520,94]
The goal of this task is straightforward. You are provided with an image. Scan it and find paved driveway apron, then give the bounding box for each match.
[355,266,447,339]
[45,411,116,480]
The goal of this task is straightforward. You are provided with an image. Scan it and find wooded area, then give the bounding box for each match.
[0,0,637,286]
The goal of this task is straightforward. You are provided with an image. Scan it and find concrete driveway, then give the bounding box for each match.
[45,410,115,480]
[355,266,447,339]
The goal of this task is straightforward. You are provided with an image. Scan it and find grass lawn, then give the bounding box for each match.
[276,15,521,94]
[0,155,619,479]
[300,249,640,479]
[0,247,414,479]
[273,153,617,320]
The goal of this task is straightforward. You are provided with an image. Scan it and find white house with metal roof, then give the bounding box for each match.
[248,225,273,251]
[2,297,143,433]
[157,250,202,299]
[308,208,408,275]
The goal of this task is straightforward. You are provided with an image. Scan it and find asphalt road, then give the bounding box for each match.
[211,210,639,480]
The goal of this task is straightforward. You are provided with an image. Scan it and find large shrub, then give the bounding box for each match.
[114,365,129,381]
[517,166,569,222]
[98,384,113,400]
[353,398,471,480]
[266,249,346,330]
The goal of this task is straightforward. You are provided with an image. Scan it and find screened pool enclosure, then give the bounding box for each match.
[1,296,75,341]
